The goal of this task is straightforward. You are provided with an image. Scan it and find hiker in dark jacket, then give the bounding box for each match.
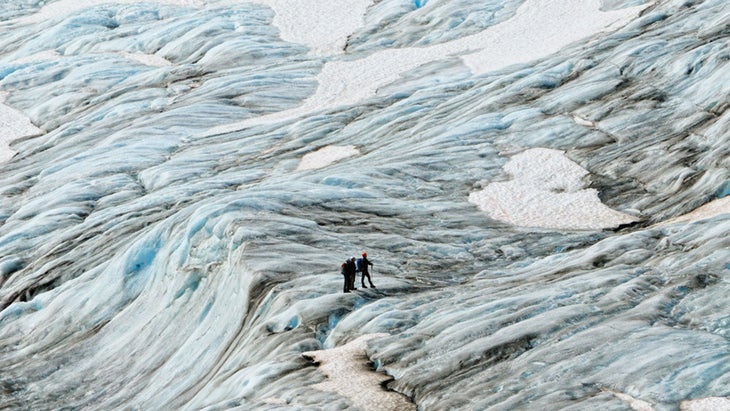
[341,262,350,293]
[345,257,357,292]
[357,252,375,288]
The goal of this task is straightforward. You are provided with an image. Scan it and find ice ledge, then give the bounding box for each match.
[469,148,638,230]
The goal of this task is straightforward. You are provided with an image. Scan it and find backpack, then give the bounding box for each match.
[356,258,364,271]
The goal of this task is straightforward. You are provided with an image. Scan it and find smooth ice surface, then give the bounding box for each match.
[0,0,728,410]
[469,147,638,229]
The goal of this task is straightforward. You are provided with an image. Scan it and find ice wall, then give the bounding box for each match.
[0,0,728,410]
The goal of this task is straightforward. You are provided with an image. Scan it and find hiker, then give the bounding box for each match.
[341,257,358,292]
[357,252,375,288]
[346,257,358,291]
[341,262,350,293]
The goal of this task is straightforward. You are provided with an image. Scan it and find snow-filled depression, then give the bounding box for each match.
[0,0,728,409]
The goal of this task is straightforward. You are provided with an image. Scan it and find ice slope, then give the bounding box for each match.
[203,0,647,135]
[0,0,728,410]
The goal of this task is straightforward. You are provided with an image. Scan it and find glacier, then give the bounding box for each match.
[0,0,728,410]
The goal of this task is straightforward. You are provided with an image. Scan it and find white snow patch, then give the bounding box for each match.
[609,391,730,411]
[0,93,43,164]
[296,145,359,171]
[203,0,648,136]
[252,0,373,56]
[610,390,656,411]
[122,52,173,67]
[572,114,596,127]
[656,197,730,227]
[302,334,415,411]
[680,397,730,411]
[458,0,648,75]
[468,148,638,230]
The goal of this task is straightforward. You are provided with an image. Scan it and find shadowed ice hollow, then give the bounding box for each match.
[0,0,728,410]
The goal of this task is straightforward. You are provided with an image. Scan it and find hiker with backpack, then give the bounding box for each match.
[356,252,375,288]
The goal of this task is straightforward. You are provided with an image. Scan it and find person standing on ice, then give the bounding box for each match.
[348,257,358,290]
[357,252,375,288]
[340,261,350,293]
[342,257,357,292]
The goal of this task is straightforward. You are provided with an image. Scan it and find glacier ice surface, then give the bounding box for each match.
[0,0,728,410]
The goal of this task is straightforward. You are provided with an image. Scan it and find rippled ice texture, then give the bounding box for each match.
[0,0,728,410]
